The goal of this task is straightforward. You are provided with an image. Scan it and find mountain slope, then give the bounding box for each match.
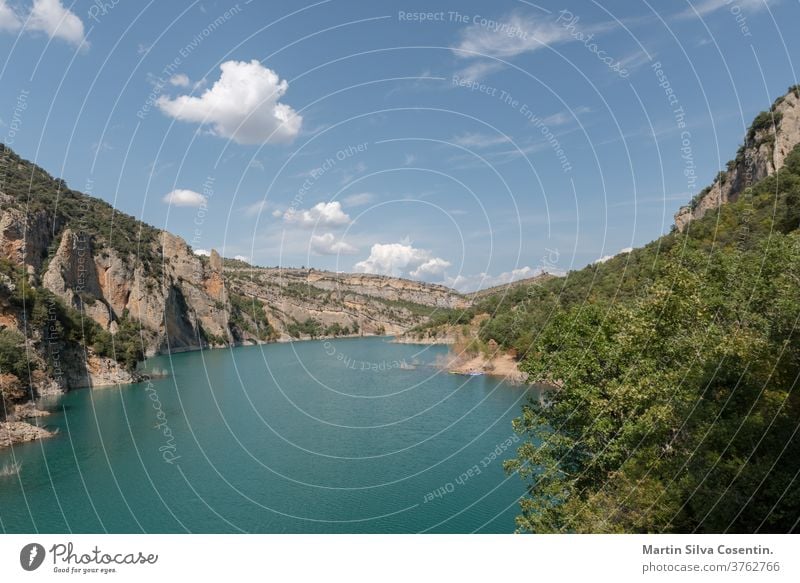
[411,85,800,358]
[674,85,800,230]
[481,86,800,534]
[0,143,463,440]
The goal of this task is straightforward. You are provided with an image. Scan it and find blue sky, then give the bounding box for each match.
[1,0,798,291]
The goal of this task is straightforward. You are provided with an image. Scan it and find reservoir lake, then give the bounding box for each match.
[0,337,534,533]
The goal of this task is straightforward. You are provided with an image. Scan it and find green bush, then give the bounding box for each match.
[287,318,322,338]
[0,328,31,379]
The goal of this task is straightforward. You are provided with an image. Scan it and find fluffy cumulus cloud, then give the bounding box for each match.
[310,233,358,255]
[281,201,350,228]
[411,257,451,278]
[28,0,86,46]
[162,189,207,208]
[157,59,302,145]
[354,242,450,279]
[193,249,211,257]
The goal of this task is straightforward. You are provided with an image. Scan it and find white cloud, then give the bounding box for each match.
[453,13,573,59]
[169,73,190,87]
[452,12,617,81]
[194,248,211,257]
[281,201,350,228]
[541,106,592,127]
[411,257,452,278]
[675,0,772,19]
[451,132,511,149]
[162,189,207,208]
[243,200,270,217]
[0,0,20,31]
[593,247,633,264]
[618,49,653,73]
[234,255,250,263]
[342,192,374,207]
[157,59,302,145]
[453,60,506,83]
[28,0,86,47]
[354,242,450,279]
[446,266,543,293]
[310,233,358,255]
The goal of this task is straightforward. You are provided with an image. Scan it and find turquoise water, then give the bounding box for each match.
[0,337,534,533]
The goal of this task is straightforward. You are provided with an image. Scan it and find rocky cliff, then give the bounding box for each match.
[224,265,465,340]
[0,142,466,442]
[675,86,800,231]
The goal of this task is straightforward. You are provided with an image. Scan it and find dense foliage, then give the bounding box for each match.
[228,293,276,342]
[1,256,144,373]
[287,317,323,339]
[0,328,30,380]
[501,143,800,533]
[0,144,162,276]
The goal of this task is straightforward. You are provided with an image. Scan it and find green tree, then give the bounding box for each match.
[506,239,800,533]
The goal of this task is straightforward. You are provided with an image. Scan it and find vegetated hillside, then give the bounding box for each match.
[416,86,800,358]
[674,84,800,231]
[465,272,557,302]
[0,143,463,437]
[224,265,466,341]
[493,87,800,533]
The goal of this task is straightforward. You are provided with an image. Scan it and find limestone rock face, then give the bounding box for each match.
[159,232,230,347]
[0,143,469,404]
[306,270,467,309]
[38,227,234,354]
[675,89,800,231]
[204,249,225,302]
[225,267,466,340]
[42,228,115,329]
[0,200,59,274]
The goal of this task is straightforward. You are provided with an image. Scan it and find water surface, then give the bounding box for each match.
[0,337,533,533]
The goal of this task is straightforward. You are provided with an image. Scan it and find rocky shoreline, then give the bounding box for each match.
[0,403,54,449]
[444,351,529,384]
[393,335,529,383]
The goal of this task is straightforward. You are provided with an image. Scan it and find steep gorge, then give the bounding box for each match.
[0,144,464,446]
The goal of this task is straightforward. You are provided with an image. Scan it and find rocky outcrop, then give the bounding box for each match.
[38,225,234,353]
[675,87,800,231]
[305,270,467,308]
[159,232,230,348]
[0,141,470,430]
[225,266,466,340]
[42,229,116,329]
[0,421,53,448]
[0,200,60,275]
